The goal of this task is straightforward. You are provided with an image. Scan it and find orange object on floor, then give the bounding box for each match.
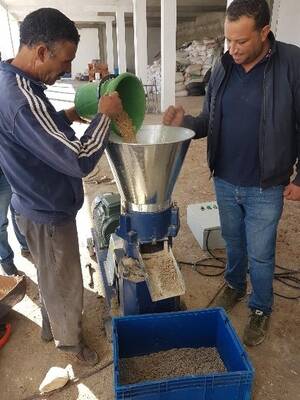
[0,323,11,349]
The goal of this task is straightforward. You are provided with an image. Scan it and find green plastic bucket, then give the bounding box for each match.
[74,81,99,120]
[74,72,146,135]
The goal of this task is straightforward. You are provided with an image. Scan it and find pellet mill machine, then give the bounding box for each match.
[92,125,194,320]
[75,74,194,324]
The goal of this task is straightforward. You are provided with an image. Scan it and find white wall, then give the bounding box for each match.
[273,0,300,47]
[112,26,132,73]
[0,4,19,59]
[113,26,161,73]
[148,27,161,64]
[125,27,134,72]
[8,13,20,55]
[72,27,100,77]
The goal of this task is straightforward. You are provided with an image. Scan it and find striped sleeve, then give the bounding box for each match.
[14,75,111,178]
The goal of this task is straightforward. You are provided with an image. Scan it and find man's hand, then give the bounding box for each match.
[64,107,86,123]
[99,91,123,118]
[283,183,300,201]
[162,105,185,127]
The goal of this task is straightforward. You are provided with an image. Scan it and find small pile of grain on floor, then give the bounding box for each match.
[113,110,136,142]
[119,347,226,385]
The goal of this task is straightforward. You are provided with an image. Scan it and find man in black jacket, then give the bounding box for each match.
[163,0,300,346]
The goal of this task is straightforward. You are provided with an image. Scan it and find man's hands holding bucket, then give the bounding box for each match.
[99,91,123,118]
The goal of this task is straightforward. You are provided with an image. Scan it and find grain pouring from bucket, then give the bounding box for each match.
[109,91,137,143]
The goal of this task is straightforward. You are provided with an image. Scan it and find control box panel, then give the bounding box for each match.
[187,201,225,250]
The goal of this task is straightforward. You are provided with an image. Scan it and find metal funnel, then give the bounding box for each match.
[105,125,195,212]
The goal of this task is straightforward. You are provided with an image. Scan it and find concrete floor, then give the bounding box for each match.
[1,81,299,400]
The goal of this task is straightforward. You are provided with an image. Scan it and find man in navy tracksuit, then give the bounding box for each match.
[0,45,30,275]
[0,8,123,365]
[164,0,300,346]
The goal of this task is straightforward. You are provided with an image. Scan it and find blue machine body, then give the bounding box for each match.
[93,195,181,317]
[119,278,180,316]
[116,206,179,258]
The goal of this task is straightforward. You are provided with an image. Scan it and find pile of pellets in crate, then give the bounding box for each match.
[119,347,226,385]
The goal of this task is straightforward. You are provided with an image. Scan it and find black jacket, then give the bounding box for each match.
[183,32,300,188]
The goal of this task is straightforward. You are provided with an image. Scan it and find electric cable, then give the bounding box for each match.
[273,263,300,299]
[20,360,113,400]
[178,230,300,300]
[178,230,225,277]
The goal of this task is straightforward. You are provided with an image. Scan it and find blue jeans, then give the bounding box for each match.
[214,177,284,315]
[0,173,28,264]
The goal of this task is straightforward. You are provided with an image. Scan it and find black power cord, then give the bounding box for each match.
[274,264,300,299]
[178,230,225,277]
[178,230,300,300]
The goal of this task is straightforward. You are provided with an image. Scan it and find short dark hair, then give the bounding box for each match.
[226,0,270,30]
[20,8,80,48]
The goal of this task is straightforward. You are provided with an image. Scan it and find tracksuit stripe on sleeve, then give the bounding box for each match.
[17,75,111,158]
[25,79,82,150]
[16,75,80,153]
[78,115,111,158]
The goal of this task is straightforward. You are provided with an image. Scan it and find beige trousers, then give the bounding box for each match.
[16,215,83,351]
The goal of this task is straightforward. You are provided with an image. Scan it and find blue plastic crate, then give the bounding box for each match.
[113,308,254,400]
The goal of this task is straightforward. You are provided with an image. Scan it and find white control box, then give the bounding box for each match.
[187,201,225,250]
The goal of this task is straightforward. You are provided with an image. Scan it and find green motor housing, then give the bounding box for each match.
[92,192,121,249]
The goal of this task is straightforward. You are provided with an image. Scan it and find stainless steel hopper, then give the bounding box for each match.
[106,125,195,212]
